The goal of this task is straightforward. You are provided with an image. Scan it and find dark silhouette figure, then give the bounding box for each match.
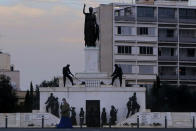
[83,4,99,47]
[53,97,59,117]
[63,64,74,87]
[111,64,123,87]
[126,97,132,118]
[101,108,107,126]
[79,108,84,128]
[131,92,140,115]
[45,93,55,113]
[71,107,77,125]
[110,105,118,125]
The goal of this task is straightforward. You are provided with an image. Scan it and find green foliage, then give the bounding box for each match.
[0,75,18,113]
[148,76,196,112]
[39,77,59,87]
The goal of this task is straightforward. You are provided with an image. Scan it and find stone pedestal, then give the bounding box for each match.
[85,47,99,73]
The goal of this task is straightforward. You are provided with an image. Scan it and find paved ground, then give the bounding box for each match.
[0,128,195,131]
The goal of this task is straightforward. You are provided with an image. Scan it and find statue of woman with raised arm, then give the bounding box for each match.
[83,4,99,47]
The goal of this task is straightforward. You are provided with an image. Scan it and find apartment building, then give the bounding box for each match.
[0,51,20,90]
[96,0,196,87]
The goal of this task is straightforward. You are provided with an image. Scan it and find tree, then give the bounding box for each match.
[0,75,18,113]
[39,77,59,87]
[30,82,34,110]
[24,90,31,112]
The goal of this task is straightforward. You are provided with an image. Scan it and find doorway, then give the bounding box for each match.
[86,100,100,127]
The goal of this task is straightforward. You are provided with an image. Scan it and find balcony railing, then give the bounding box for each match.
[115,16,135,22]
[179,37,196,43]
[180,75,196,80]
[158,36,178,42]
[160,75,178,80]
[179,56,196,61]
[159,56,178,61]
[179,18,196,24]
[158,18,177,23]
[137,17,157,22]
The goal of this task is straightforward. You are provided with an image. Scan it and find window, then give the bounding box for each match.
[179,9,196,19]
[139,65,154,74]
[137,7,154,17]
[179,67,186,75]
[159,8,175,19]
[140,47,153,55]
[117,46,132,54]
[167,29,174,37]
[118,64,132,74]
[171,48,174,56]
[124,7,132,16]
[117,26,132,35]
[138,27,148,35]
[187,49,195,57]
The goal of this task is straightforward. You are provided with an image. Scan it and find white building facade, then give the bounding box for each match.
[96,0,196,88]
[0,51,20,90]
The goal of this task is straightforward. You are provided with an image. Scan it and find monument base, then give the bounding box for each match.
[84,47,99,73]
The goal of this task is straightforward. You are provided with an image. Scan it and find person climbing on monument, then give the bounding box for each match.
[110,64,123,87]
[63,64,74,87]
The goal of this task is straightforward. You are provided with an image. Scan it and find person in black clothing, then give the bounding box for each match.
[71,107,77,125]
[111,64,123,87]
[45,93,55,112]
[63,64,74,87]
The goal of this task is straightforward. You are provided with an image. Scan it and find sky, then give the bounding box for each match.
[0,0,196,90]
[0,0,132,90]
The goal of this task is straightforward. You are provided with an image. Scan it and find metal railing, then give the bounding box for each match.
[159,56,178,61]
[115,16,135,21]
[158,36,178,42]
[160,75,178,80]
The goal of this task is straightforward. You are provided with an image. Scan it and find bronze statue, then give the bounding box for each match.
[71,107,77,125]
[110,105,118,125]
[79,108,84,128]
[126,92,140,117]
[126,97,132,118]
[60,98,71,118]
[53,97,59,117]
[83,4,99,47]
[111,64,123,87]
[63,64,74,87]
[101,108,107,126]
[45,93,55,113]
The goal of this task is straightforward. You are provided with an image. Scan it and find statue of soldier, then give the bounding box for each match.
[101,108,107,126]
[71,107,77,125]
[110,105,118,125]
[63,64,74,87]
[79,108,85,128]
[126,97,132,118]
[53,97,59,117]
[45,93,55,113]
[111,64,123,87]
[131,92,140,115]
[83,4,99,47]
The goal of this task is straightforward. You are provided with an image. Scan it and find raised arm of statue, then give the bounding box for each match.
[83,4,86,15]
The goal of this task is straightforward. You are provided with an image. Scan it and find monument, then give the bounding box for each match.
[38,4,146,128]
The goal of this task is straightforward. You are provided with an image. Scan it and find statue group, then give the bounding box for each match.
[45,93,140,127]
[126,92,140,118]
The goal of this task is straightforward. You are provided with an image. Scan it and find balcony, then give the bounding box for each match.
[179,37,196,43]
[179,56,196,61]
[179,19,196,24]
[115,16,135,22]
[180,75,196,80]
[137,17,157,22]
[158,18,177,23]
[159,56,178,61]
[160,75,178,80]
[158,36,178,42]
